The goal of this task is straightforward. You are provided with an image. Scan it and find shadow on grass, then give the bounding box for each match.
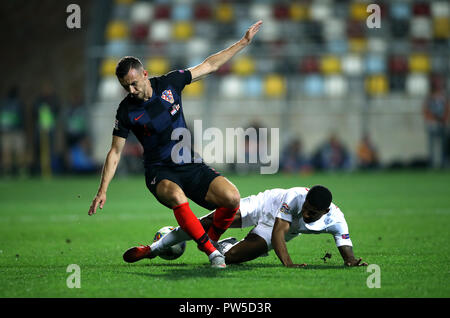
[121,262,346,280]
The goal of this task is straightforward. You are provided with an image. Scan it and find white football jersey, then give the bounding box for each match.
[239,187,353,247]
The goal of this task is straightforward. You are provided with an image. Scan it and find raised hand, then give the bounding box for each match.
[242,20,263,44]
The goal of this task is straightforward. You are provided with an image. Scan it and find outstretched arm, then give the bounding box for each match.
[188,20,263,82]
[88,135,126,215]
[338,245,368,267]
[272,218,306,268]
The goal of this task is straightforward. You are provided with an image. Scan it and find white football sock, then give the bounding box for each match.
[150,226,191,254]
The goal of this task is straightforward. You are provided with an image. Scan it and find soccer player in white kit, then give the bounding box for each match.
[123,185,368,267]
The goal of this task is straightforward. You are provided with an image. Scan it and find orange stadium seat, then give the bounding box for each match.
[232,56,256,76]
[100,58,119,77]
[183,80,204,98]
[172,21,194,41]
[289,2,309,21]
[409,54,431,73]
[320,55,341,74]
[365,75,388,96]
[215,3,234,23]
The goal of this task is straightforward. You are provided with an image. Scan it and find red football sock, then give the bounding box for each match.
[173,202,216,255]
[207,206,239,242]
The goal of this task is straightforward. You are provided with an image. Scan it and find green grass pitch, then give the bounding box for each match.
[0,170,449,298]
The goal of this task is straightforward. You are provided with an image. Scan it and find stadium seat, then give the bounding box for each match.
[172,3,192,21]
[215,3,234,23]
[367,37,387,53]
[431,1,449,17]
[413,2,430,16]
[186,38,210,58]
[310,1,332,21]
[389,55,408,74]
[220,76,243,98]
[100,58,119,77]
[183,80,204,97]
[350,2,369,21]
[194,3,212,20]
[105,21,128,40]
[256,19,280,42]
[249,4,272,21]
[406,73,429,96]
[365,75,389,96]
[303,75,324,97]
[131,23,149,42]
[389,74,406,92]
[299,56,319,73]
[146,57,170,76]
[154,4,171,19]
[365,54,386,74]
[289,2,308,21]
[348,37,367,53]
[410,17,432,39]
[173,21,194,41]
[390,2,411,20]
[245,76,263,98]
[150,21,172,42]
[323,18,345,40]
[326,39,348,54]
[433,17,449,39]
[273,4,290,20]
[232,56,256,76]
[324,75,348,97]
[264,74,286,98]
[409,54,430,73]
[98,76,124,101]
[129,2,153,25]
[341,54,364,76]
[105,40,129,57]
[320,55,341,74]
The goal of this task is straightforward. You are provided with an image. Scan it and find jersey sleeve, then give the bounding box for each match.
[328,220,353,247]
[163,69,192,94]
[112,104,130,139]
[275,190,300,223]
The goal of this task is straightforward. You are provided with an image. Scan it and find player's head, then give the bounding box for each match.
[116,56,150,100]
[302,185,332,223]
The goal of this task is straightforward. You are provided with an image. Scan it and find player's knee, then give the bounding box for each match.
[157,180,186,207]
[222,190,240,209]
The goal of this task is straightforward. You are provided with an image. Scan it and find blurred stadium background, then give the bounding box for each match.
[0,0,449,178]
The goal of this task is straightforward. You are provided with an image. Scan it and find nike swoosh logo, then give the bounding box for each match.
[134,113,144,121]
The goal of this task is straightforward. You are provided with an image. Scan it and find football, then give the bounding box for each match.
[153,226,186,260]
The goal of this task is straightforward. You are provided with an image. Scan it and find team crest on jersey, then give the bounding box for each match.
[341,234,350,239]
[280,203,290,214]
[161,89,174,104]
[170,104,180,115]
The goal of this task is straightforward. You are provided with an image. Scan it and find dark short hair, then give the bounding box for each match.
[115,56,143,78]
[305,185,332,210]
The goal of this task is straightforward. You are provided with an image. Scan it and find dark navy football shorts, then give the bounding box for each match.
[145,162,221,211]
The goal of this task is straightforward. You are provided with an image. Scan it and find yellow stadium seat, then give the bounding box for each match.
[184,81,204,97]
[433,17,449,39]
[100,58,119,77]
[115,0,134,4]
[349,37,367,53]
[232,56,255,76]
[106,21,128,40]
[409,54,430,73]
[264,74,286,97]
[215,3,234,22]
[365,75,388,96]
[289,3,309,21]
[350,2,369,21]
[146,57,170,76]
[320,55,341,74]
[172,21,194,41]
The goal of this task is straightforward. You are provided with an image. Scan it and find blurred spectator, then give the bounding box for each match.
[63,94,88,148]
[0,86,27,177]
[423,85,449,168]
[31,82,63,177]
[313,134,351,171]
[356,133,380,170]
[280,138,312,173]
[68,135,100,174]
